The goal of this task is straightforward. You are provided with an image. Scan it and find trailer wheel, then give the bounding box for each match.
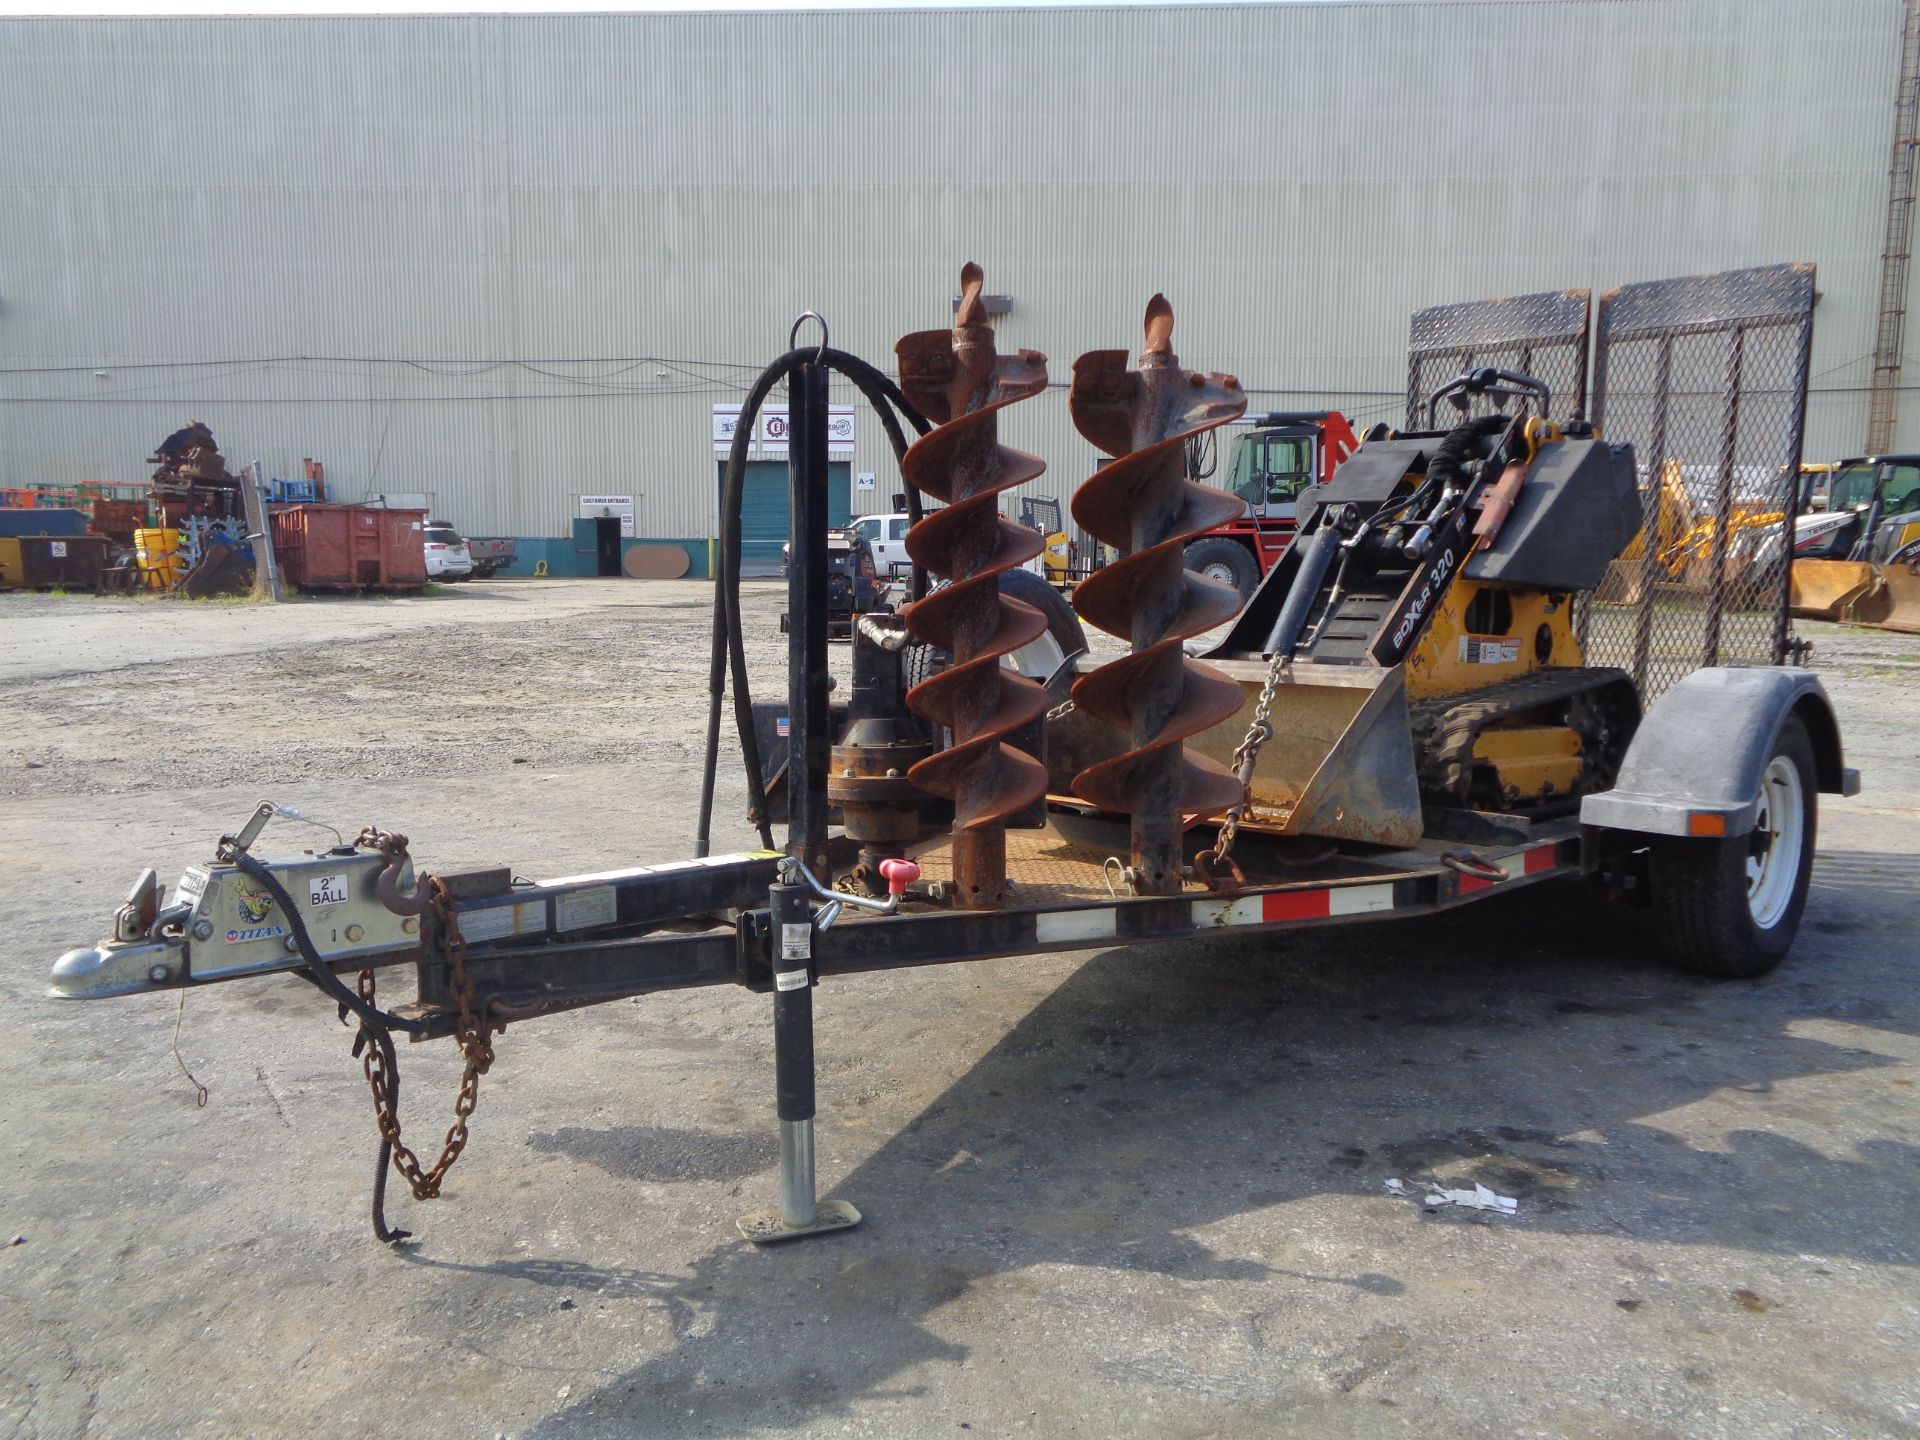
[1652,715,1816,978]
[904,569,1088,698]
[1183,537,1259,601]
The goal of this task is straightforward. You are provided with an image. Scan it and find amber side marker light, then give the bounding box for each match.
[1687,812,1729,837]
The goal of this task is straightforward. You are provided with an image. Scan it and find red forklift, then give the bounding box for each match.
[1180,409,1360,598]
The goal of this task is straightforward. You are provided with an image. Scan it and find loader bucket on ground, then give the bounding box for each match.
[1188,661,1425,848]
[1790,558,1880,621]
[1845,557,1920,635]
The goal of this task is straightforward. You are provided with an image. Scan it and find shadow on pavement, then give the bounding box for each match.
[396,853,1918,1435]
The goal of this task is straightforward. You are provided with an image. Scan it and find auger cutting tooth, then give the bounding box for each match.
[1066,294,1249,895]
[896,262,1050,909]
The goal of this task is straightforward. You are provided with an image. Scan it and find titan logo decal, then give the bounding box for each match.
[226,923,288,944]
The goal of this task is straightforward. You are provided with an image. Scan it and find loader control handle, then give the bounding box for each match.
[1426,367,1551,426]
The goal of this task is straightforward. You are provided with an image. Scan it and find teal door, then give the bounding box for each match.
[727,460,853,576]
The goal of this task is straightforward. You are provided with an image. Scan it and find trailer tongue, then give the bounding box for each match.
[48,264,1856,1249]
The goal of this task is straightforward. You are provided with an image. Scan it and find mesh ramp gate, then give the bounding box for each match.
[1583,263,1817,700]
[1406,288,1592,429]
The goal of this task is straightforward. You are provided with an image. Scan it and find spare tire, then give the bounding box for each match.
[1183,536,1260,601]
[903,568,1087,702]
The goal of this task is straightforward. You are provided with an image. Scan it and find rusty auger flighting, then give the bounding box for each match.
[1066,295,1250,894]
[894,263,1051,908]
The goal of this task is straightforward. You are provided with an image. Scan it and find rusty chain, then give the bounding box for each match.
[1195,649,1287,891]
[355,870,495,1202]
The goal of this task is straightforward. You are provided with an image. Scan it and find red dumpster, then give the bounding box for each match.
[270,505,427,592]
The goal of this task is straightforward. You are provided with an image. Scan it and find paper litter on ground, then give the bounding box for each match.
[1383,1177,1518,1216]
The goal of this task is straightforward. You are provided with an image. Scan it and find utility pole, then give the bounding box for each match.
[1867,0,1920,455]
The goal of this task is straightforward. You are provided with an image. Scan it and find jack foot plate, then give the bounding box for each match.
[735,1200,862,1245]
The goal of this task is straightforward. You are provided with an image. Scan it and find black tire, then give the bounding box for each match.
[1652,715,1817,978]
[1183,536,1260,601]
[904,568,1087,698]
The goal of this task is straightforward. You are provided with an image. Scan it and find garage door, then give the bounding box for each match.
[729,461,853,576]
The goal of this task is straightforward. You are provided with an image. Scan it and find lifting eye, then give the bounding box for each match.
[1535,623,1554,662]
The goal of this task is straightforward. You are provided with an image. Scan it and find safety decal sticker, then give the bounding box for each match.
[1459,636,1520,664]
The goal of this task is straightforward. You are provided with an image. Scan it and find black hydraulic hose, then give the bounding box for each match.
[231,849,427,1036]
[694,346,929,860]
[1425,413,1510,497]
[231,847,425,1242]
[1375,413,1510,534]
[698,353,800,856]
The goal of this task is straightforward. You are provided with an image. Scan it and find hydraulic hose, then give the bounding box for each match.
[1424,413,1510,499]
[231,849,426,1036]
[230,847,424,1242]
[694,347,929,859]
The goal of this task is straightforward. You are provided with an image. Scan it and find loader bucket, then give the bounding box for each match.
[1188,661,1425,847]
[1790,558,1880,622]
[1845,556,1920,635]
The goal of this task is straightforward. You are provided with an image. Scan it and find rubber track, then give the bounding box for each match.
[1409,666,1638,808]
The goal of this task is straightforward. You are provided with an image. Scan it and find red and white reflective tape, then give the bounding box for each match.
[1027,835,1574,947]
[1194,881,1398,930]
[1451,840,1563,895]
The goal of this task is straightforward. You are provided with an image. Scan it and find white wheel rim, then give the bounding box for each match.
[1004,630,1068,681]
[1746,754,1804,930]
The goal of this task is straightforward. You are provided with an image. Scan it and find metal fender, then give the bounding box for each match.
[1580,667,1859,839]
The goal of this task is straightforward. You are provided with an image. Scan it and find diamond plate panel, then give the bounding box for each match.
[1406,289,1591,429]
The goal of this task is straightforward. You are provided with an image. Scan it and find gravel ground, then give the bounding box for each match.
[1,577,1916,1439]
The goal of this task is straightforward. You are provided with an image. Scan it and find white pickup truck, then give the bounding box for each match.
[850,510,1052,583]
[847,512,912,576]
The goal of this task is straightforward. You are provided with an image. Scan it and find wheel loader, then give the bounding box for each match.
[1788,453,1920,633]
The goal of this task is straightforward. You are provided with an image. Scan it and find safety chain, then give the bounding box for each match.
[356,873,495,1201]
[354,824,409,862]
[1196,649,1287,890]
[354,825,428,916]
[1046,697,1076,723]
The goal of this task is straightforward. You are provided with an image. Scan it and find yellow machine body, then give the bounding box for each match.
[1040,529,1071,587]
[1401,578,1583,700]
[1180,434,1628,834]
[1469,725,1584,805]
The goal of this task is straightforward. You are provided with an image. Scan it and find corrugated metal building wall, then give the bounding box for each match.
[0,0,1904,545]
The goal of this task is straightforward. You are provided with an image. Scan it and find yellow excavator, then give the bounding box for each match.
[1788,454,1920,633]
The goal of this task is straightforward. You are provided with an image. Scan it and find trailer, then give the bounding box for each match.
[47,264,1856,1249]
